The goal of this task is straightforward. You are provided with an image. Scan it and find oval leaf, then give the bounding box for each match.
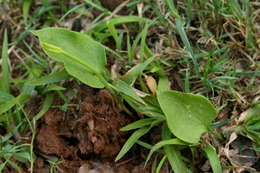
[157,91,217,143]
[31,28,106,88]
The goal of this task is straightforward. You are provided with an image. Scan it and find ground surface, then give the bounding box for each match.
[0,0,259,173]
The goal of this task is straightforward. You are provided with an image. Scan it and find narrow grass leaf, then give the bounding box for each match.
[23,0,32,25]
[87,16,152,33]
[0,123,22,144]
[127,33,133,63]
[175,19,199,73]
[114,79,145,104]
[33,94,54,121]
[13,151,31,163]
[145,138,188,165]
[164,0,199,73]
[1,29,10,93]
[162,124,189,173]
[0,160,8,172]
[115,127,150,161]
[84,0,110,15]
[121,118,155,131]
[6,160,22,173]
[185,70,190,93]
[164,0,180,18]
[0,94,30,115]
[28,69,70,86]
[122,55,157,85]
[0,91,13,103]
[43,84,65,94]
[107,21,120,50]
[139,21,153,62]
[157,91,217,143]
[203,143,222,173]
[156,155,167,173]
[59,4,85,22]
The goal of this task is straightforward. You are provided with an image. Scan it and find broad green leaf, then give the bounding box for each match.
[202,143,222,173]
[28,69,70,86]
[157,76,169,92]
[31,28,107,88]
[162,123,189,173]
[145,138,188,165]
[157,91,217,143]
[115,127,150,161]
[1,29,10,93]
[121,118,156,131]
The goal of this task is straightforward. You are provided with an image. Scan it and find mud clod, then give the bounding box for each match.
[35,89,131,172]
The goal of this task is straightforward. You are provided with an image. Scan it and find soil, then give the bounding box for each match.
[99,0,126,11]
[33,85,151,173]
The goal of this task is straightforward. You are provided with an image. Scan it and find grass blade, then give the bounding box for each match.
[202,143,222,173]
[23,0,32,26]
[114,79,145,104]
[145,138,188,166]
[1,29,10,93]
[0,94,30,115]
[162,123,189,173]
[33,94,54,121]
[156,155,167,173]
[121,118,155,131]
[122,55,157,85]
[27,69,70,86]
[175,19,199,73]
[107,21,120,50]
[59,4,85,22]
[115,127,150,161]
[86,16,152,33]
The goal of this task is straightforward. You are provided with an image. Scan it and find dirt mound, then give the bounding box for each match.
[35,88,139,172]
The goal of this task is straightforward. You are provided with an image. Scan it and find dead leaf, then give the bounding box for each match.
[145,75,157,95]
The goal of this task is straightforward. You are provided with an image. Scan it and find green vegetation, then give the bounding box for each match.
[0,0,259,172]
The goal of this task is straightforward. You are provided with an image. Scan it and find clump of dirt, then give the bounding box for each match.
[34,87,149,172]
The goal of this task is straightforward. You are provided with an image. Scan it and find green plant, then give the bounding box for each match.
[32,27,222,173]
[229,103,260,147]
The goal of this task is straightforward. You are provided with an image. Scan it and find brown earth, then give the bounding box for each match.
[99,0,126,11]
[33,86,151,173]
